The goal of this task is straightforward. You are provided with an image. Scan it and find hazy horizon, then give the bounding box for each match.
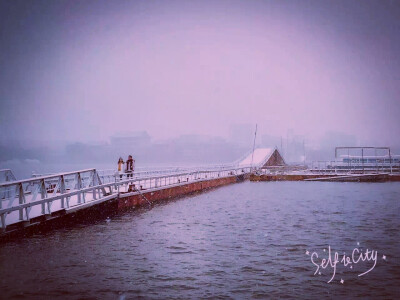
[1,0,400,162]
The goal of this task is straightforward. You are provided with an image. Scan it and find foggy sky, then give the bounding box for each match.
[1,0,400,146]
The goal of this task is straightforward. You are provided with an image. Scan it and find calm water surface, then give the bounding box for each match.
[0,181,399,299]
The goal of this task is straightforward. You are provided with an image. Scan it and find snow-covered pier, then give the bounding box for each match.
[3,146,399,240]
[0,164,255,239]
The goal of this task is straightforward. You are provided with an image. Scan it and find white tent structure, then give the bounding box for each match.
[238,148,286,169]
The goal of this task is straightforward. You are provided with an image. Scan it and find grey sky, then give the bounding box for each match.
[1,0,399,146]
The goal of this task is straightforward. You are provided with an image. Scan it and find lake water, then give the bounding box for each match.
[0,181,399,299]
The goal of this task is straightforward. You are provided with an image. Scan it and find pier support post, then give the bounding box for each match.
[1,214,5,232]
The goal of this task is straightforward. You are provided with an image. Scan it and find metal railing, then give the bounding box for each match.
[310,160,400,174]
[0,169,16,183]
[0,169,104,230]
[0,166,250,231]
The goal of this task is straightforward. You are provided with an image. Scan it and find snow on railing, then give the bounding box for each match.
[0,166,251,231]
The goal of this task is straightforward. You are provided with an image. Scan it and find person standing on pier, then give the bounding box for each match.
[117,157,124,179]
[126,155,134,178]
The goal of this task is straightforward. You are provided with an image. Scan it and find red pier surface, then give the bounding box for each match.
[1,175,244,242]
[250,173,400,182]
[118,176,239,211]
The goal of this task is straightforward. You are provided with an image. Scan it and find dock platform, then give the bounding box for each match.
[0,167,250,241]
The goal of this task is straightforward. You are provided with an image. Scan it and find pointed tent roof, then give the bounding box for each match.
[261,148,286,168]
[238,148,286,168]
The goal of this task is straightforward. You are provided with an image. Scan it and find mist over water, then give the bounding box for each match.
[0,182,399,299]
[1,0,400,157]
[1,1,400,299]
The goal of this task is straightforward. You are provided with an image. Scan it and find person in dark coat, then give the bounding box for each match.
[126,155,134,178]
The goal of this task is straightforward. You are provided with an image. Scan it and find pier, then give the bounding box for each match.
[1,147,399,240]
[0,165,254,240]
[250,172,400,182]
[250,146,400,182]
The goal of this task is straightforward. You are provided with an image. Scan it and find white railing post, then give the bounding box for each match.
[40,179,46,215]
[76,173,82,204]
[92,171,97,200]
[18,183,25,221]
[60,175,65,208]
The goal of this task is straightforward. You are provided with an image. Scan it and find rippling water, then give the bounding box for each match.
[0,181,399,299]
